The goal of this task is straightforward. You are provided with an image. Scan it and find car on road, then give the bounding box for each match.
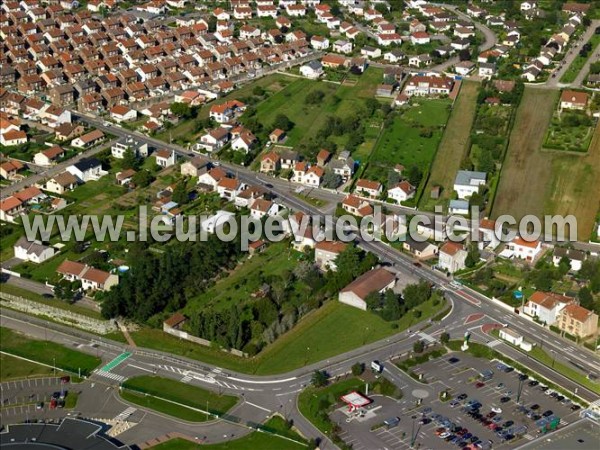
[413,262,422,267]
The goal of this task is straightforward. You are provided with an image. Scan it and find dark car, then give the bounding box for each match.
[530,404,539,410]
[500,397,511,403]
[540,386,549,392]
[556,395,565,402]
[264,183,273,189]
[475,382,485,388]
[42,293,54,299]
[528,380,539,387]
[532,414,542,421]
[503,367,514,373]
[413,262,422,267]
[571,405,581,411]
[542,410,553,417]
[60,376,70,384]
[51,392,60,400]
[518,374,528,381]
[448,357,460,364]
[502,421,514,428]
[457,393,468,400]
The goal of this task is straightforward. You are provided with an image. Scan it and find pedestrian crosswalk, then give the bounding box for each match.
[157,365,245,390]
[418,332,436,344]
[487,340,501,348]
[523,433,535,441]
[114,407,137,422]
[181,375,193,383]
[94,370,127,383]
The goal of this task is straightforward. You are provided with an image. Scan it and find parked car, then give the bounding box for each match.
[491,407,502,414]
[542,410,554,417]
[475,382,485,388]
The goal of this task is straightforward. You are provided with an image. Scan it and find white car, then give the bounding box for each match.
[491,407,502,413]
[439,432,451,439]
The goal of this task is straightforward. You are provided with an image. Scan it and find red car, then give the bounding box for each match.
[50,398,57,410]
[475,382,485,388]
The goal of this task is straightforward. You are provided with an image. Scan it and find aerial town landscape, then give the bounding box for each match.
[0,0,599,449]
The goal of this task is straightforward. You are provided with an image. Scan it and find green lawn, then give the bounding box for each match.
[150,417,305,449]
[298,377,365,435]
[363,98,452,184]
[122,376,238,417]
[560,34,600,84]
[120,390,214,422]
[0,327,101,376]
[0,354,64,381]
[184,242,302,313]
[245,67,384,155]
[132,296,446,376]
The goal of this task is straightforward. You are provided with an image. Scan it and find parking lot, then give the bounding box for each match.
[334,353,584,450]
[0,376,74,419]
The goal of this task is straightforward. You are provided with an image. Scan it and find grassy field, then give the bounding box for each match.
[492,88,558,223]
[0,354,64,381]
[421,80,480,208]
[246,67,384,152]
[0,327,101,376]
[122,376,237,419]
[132,297,445,375]
[363,99,452,185]
[150,417,305,450]
[184,242,302,313]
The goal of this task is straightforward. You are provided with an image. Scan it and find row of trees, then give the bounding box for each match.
[366,281,434,322]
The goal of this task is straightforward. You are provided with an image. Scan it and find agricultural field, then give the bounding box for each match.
[420,81,480,209]
[544,110,597,153]
[362,98,452,193]
[492,88,558,224]
[493,88,600,240]
[0,327,101,376]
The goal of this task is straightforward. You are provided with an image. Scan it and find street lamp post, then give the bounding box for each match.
[516,377,524,404]
[550,350,556,369]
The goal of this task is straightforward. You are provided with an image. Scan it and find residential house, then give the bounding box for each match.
[231,132,256,153]
[33,145,65,166]
[13,237,55,263]
[476,218,501,250]
[453,170,486,199]
[66,158,104,182]
[303,165,324,187]
[0,130,27,146]
[201,210,236,234]
[387,181,415,204]
[341,194,373,217]
[56,259,119,291]
[0,196,25,223]
[330,156,354,181]
[523,291,574,325]
[411,31,431,45]
[44,171,78,194]
[355,179,382,198]
[299,60,323,79]
[269,129,286,143]
[560,90,588,110]
[71,129,105,148]
[339,267,396,311]
[557,304,598,338]
[403,237,439,259]
[250,198,279,220]
[197,167,227,190]
[448,199,470,215]
[260,152,281,173]
[216,177,243,200]
[404,75,453,96]
[552,247,586,272]
[54,123,84,142]
[0,160,25,180]
[111,138,149,159]
[155,149,176,168]
[197,127,230,152]
[109,105,137,123]
[315,241,347,271]
[438,242,468,274]
[116,169,136,186]
[508,237,542,262]
[209,100,246,123]
[180,156,210,177]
